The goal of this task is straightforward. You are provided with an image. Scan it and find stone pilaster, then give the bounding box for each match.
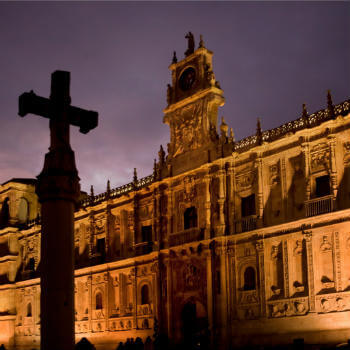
[216,168,226,236]
[282,240,290,298]
[206,243,214,347]
[333,231,342,292]
[226,162,235,234]
[328,136,338,208]
[301,142,311,201]
[166,186,173,247]
[255,157,264,228]
[204,174,212,239]
[303,230,315,312]
[255,240,266,317]
[280,158,288,221]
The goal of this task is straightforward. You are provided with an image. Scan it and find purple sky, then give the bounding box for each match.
[0,2,349,194]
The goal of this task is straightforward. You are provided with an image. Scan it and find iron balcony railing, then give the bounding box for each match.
[305,195,334,217]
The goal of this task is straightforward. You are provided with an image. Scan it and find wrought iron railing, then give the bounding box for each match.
[169,227,204,247]
[305,195,334,217]
[236,215,258,233]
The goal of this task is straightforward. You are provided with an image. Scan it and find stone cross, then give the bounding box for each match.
[19,71,98,350]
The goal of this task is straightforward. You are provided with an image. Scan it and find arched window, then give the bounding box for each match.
[27,302,32,317]
[184,206,197,230]
[28,257,35,271]
[141,284,150,305]
[18,198,29,224]
[243,266,256,291]
[95,292,103,310]
[0,197,10,229]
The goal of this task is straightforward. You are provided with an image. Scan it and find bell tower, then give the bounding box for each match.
[163,33,225,176]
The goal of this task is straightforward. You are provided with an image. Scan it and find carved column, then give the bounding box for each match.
[133,194,139,248]
[166,255,173,338]
[166,186,173,248]
[88,212,95,258]
[333,231,342,292]
[131,267,137,329]
[255,240,266,317]
[87,275,92,332]
[303,230,315,312]
[217,168,226,236]
[301,142,311,202]
[280,158,288,221]
[204,173,211,239]
[226,162,235,234]
[328,136,338,209]
[255,157,264,228]
[282,240,290,298]
[206,244,214,347]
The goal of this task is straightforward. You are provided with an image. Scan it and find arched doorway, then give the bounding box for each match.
[181,301,197,345]
[181,300,209,349]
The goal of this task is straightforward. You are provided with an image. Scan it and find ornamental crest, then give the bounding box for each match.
[236,168,255,191]
[310,143,330,172]
[344,142,350,165]
[183,176,196,202]
[183,263,201,291]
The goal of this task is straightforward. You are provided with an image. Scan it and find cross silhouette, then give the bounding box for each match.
[19,70,98,149]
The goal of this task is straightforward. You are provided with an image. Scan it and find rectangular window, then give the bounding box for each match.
[141,225,152,242]
[97,238,106,261]
[315,175,330,197]
[241,194,256,217]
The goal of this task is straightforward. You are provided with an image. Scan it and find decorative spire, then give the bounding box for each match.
[256,117,263,145]
[229,127,235,143]
[153,159,157,177]
[302,103,309,126]
[90,185,94,197]
[133,168,138,184]
[220,116,228,138]
[327,90,335,119]
[107,179,111,193]
[199,34,205,48]
[172,51,177,64]
[158,145,165,165]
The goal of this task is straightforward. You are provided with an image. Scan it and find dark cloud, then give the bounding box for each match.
[0,2,349,193]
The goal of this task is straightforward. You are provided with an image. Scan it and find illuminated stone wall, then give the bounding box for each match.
[1,42,350,349]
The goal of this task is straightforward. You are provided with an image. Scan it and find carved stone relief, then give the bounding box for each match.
[343,142,350,165]
[310,143,330,172]
[235,168,255,192]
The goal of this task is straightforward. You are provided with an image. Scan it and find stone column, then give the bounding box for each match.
[226,162,235,235]
[333,231,342,292]
[328,136,338,209]
[255,157,264,228]
[301,142,311,202]
[303,230,315,312]
[282,240,290,298]
[255,240,266,317]
[217,168,226,236]
[204,174,211,239]
[206,243,214,347]
[166,255,173,338]
[37,146,80,350]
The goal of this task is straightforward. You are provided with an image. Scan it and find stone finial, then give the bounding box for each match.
[153,159,157,177]
[185,32,195,57]
[229,127,235,142]
[199,34,205,48]
[256,117,263,145]
[220,116,228,138]
[133,168,138,184]
[158,145,165,165]
[90,185,94,197]
[107,179,111,193]
[327,90,335,119]
[172,51,177,64]
[302,103,309,127]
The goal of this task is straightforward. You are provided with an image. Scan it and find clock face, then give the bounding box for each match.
[179,67,196,91]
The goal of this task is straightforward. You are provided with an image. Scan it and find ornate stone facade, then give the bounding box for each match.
[0,37,350,349]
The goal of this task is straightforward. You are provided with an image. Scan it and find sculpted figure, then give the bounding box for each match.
[185,32,195,56]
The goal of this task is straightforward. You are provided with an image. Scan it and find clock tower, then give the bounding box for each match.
[163,33,226,176]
